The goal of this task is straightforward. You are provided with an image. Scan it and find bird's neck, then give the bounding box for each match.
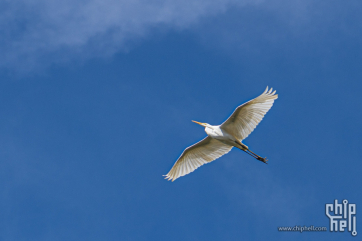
[205,125,219,136]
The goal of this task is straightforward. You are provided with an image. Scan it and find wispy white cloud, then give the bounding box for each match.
[2,0,354,73]
[0,0,262,71]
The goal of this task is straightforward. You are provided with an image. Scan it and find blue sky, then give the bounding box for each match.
[0,0,361,240]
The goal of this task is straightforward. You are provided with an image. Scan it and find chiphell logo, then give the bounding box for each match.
[326,199,357,236]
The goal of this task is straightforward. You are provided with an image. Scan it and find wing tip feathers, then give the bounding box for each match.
[263,86,278,99]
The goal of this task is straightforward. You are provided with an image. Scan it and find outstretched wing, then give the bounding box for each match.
[220,87,278,141]
[164,137,232,181]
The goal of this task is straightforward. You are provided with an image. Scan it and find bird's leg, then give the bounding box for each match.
[246,149,268,164]
[234,140,268,164]
[245,151,268,164]
[242,149,268,164]
[243,150,257,158]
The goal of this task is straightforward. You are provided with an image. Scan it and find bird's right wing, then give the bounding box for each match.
[220,87,278,141]
[164,137,232,181]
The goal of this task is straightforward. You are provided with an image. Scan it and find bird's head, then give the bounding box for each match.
[192,120,210,128]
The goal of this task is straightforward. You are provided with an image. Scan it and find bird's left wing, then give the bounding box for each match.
[164,137,232,181]
[220,87,278,141]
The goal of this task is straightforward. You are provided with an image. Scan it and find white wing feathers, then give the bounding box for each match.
[164,137,232,181]
[220,86,278,141]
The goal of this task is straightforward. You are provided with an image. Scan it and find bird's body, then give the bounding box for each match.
[164,87,278,181]
[204,124,247,150]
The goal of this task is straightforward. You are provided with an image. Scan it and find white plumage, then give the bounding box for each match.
[164,87,278,181]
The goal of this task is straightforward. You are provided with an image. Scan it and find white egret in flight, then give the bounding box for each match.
[164,87,278,181]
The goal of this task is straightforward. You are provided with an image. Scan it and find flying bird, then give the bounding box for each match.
[164,87,278,181]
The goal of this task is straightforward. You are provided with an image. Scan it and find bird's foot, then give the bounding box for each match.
[257,156,268,164]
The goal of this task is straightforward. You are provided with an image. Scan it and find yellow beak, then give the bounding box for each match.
[192,120,206,127]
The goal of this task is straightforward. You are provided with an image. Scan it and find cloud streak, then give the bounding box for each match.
[0,0,261,71]
[2,0,360,73]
